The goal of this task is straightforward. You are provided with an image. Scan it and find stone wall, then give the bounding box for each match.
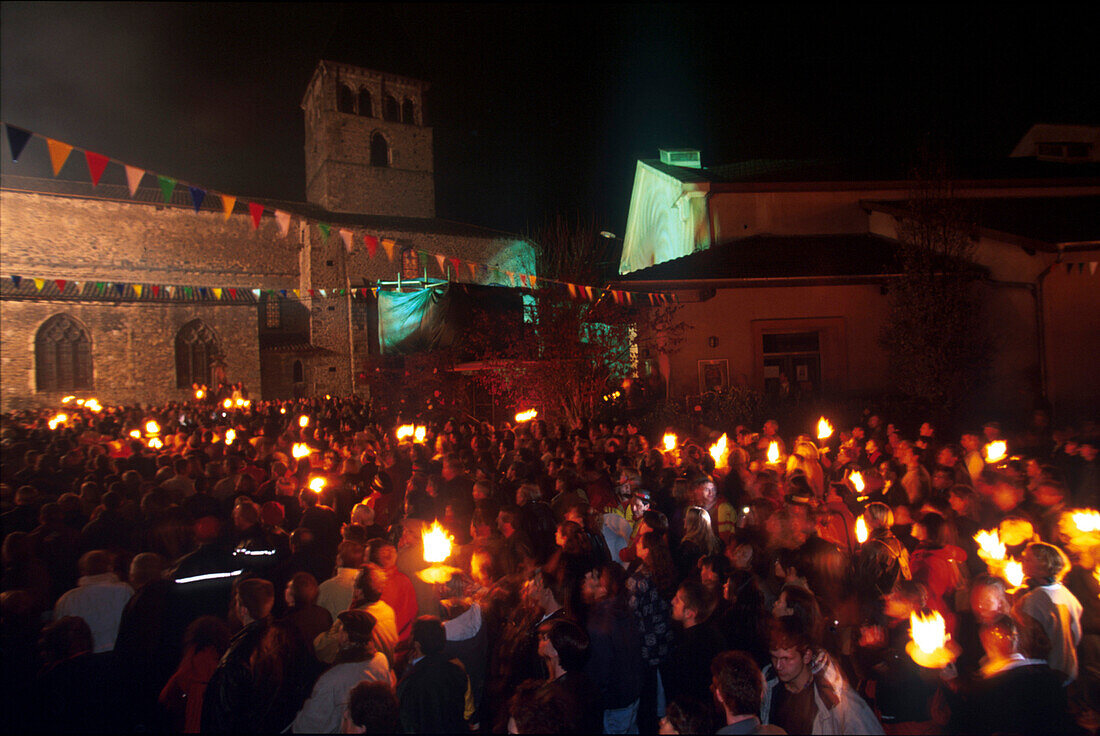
[0,299,260,410]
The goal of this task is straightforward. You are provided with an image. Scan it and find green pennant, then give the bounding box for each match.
[318,223,330,240]
[418,250,428,269]
[183,286,193,297]
[95,282,105,293]
[157,175,176,203]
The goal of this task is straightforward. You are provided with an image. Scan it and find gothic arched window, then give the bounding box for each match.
[337,85,355,114]
[35,314,92,392]
[402,99,415,124]
[175,320,220,388]
[370,133,389,167]
[292,360,304,383]
[383,94,399,122]
[358,88,373,117]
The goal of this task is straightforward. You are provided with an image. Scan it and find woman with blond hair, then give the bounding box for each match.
[676,506,722,580]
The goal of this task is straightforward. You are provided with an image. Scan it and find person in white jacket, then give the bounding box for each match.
[1015,541,1083,684]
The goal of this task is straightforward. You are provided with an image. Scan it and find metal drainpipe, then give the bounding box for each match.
[1034,251,1062,403]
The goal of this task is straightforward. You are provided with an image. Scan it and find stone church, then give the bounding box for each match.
[0,60,536,410]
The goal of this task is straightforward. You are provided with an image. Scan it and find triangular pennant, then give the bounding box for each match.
[54,279,67,293]
[84,151,109,186]
[199,287,209,298]
[529,275,538,289]
[359,288,369,297]
[152,285,160,298]
[319,289,327,297]
[157,175,176,203]
[114,283,125,295]
[434,254,447,275]
[648,293,657,305]
[212,288,223,299]
[467,261,477,279]
[132,284,143,298]
[1066,263,1074,274]
[279,289,288,298]
[293,289,300,298]
[567,283,577,299]
[625,292,633,305]
[46,139,73,176]
[371,287,378,298]
[611,290,621,304]
[585,286,595,301]
[318,223,331,240]
[519,274,529,287]
[221,194,236,219]
[449,257,462,276]
[71,281,82,294]
[248,203,263,229]
[507,272,516,286]
[125,166,145,196]
[1090,262,1098,275]
[340,229,354,253]
[275,210,291,237]
[364,235,379,257]
[189,187,206,213]
[94,282,105,293]
[5,125,32,162]
[228,288,238,300]
[10,275,22,287]
[250,289,260,299]
[381,239,396,261]
[308,289,317,298]
[34,278,45,291]
[183,287,193,297]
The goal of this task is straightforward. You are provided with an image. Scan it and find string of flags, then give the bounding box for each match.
[1,123,679,306]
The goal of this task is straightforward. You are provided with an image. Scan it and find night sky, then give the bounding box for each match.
[2,3,1097,235]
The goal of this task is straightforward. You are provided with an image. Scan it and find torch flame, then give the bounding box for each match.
[222,399,232,409]
[413,426,427,444]
[974,529,1006,561]
[280,407,286,414]
[75,399,85,406]
[709,434,729,469]
[856,515,869,544]
[767,441,780,464]
[225,429,236,445]
[422,520,454,563]
[298,415,309,428]
[1004,559,1025,588]
[85,399,102,412]
[910,610,948,655]
[291,443,311,459]
[48,413,68,430]
[308,476,326,493]
[984,441,1008,464]
[663,433,678,452]
[145,420,160,435]
[850,471,866,493]
[1072,509,1100,533]
[515,409,538,423]
[396,424,415,440]
[816,417,834,441]
[61,395,75,404]
[195,388,205,400]
[129,429,142,439]
[147,437,163,449]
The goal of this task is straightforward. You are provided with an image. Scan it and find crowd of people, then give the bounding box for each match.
[1,392,1098,734]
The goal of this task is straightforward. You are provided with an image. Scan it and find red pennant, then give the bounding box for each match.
[364,235,379,257]
[228,288,238,299]
[308,289,317,297]
[449,257,462,275]
[84,151,109,186]
[612,290,621,304]
[248,202,263,229]
[54,279,67,293]
[152,285,161,298]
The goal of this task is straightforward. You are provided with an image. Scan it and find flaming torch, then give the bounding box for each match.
[147,437,163,450]
[906,610,960,669]
[144,420,161,436]
[298,415,309,428]
[308,476,326,493]
[194,388,205,400]
[129,429,142,439]
[974,529,1006,563]
[855,515,869,545]
[984,441,1008,465]
[413,426,428,444]
[1073,509,1100,534]
[816,417,834,441]
[663,433,678,453]
[850,470,867,500]
[224,429,237,445]
[515,409,538,423]
[48,413,68,430]
[84,399,102,413]
[766,441,780,465]
[61,396,75,404]
[222,399,232,409]
[1004,559,1025,589]
[709,433,729,471]
[417,520,461,584]
[396,424,415,441]
[291,443,312,459]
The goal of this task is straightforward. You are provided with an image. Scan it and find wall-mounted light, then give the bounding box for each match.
[708,336,719,348]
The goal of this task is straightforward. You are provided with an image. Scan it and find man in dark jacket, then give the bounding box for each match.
[397,616,469,734]
[582,562,643,733]
[663,577,728,708]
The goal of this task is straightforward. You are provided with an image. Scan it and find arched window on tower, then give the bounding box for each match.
[358,88,373,117]
[35,314,92,392]
[175,320,220,388]
[383,94,399,122]
[370,133,389,167]
[402,99,415,124]
[292,360,304,384]
[337,85,355,114]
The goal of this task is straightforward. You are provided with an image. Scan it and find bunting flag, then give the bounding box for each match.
[152,285,160,298]
[183,287,193,297]
[1090,262,1098,275]
[132,284,143,297]
[275,210,291,237]
[11,275,22,287]
[449,257,462,275]
[529,275,537,289]
[228,288,237,299]
[585,286,595,301]
[364,235,378,257]
[189,187,206,213]
[34,278,45,291]
[212,288,223,299]
[251,289,261,299]
[279,290,287,298]
[340,228,354,253]
[293,289,300,298]
[318,223,330,240]
[54,279,67,293]
[519,274,529,287]
[115,283,126,295]
[165,286,175,298]
[467,261,477,279]
[84,151,109,186]
[434,254,447,275]
[46,139,74,175]
[371,287,378,298]
[248,203,263,229]
[611,290,621,304]
[156,176,176,203]
[567,283,577,299]
[6,125,32,162]
[125,165,145,196]
[381,239,396,261]
[72,281,82,293]
[625,292,633,305]
[221,194,236,220]
[507,271,516,286]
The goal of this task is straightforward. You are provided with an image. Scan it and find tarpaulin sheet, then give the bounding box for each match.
[378,286,452,354]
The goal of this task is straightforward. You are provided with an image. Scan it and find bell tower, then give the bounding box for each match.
[302,60,434,217]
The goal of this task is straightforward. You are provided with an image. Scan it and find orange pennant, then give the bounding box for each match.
[125,166,145,196]
[221,194,236,220]
[381,239,396,261]
[275,210,291,237]
[467,261,477,279]
[434,254,447,275]
[46,139,74,176]
[340,229,354,253]
[567,283,577,299]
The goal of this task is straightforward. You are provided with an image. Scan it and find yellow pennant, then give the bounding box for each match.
[222,194,236,220]
[34,277,45,291]
[212,287,223,299]
[133,284,143,297]
[293,289,300,298]
[46,139,74,176]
